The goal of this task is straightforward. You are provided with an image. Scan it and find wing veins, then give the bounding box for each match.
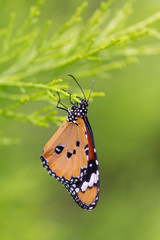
[72,126,81,177]
[61,123,74,178]
[77,126,83,170]
[51,123,73,173]
[46,121,72,153]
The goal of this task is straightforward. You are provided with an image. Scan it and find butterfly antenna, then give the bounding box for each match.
[68,74,86,100]
[88,80,94,102]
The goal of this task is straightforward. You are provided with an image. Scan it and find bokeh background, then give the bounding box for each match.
[0,0,160,240]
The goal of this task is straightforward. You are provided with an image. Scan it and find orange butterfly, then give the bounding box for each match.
[40,75,100,210]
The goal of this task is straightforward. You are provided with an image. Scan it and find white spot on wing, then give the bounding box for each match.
[89,173,95,187]
[81,181,88,192]
[94,173,97,183]
[96,170,99,180]
[75,188,79,193]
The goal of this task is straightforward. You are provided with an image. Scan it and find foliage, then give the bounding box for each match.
[0,0,160,144]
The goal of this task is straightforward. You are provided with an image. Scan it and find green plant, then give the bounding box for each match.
[0,0,160,144]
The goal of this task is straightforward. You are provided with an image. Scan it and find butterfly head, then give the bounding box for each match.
[68,99,88,123]
[80,99,88,108]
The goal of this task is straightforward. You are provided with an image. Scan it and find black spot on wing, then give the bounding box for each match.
[84,144,89,156]
[55,145,65,154]
[67,152,72,158]
[85,150,89,156]
[76,141,80,147]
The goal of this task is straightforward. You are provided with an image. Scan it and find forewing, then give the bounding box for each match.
[41,119,88,184]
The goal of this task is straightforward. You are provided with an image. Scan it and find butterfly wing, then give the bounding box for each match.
[41,117,100,211]
[41,119,88,184]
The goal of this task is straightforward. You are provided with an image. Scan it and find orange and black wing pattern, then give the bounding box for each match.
[74,117,99,210]
[41,118,88,183]
[41,117,100,210]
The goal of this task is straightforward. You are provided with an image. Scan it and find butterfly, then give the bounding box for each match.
[40,75,100,210]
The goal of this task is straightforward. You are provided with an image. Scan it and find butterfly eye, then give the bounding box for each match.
[55,145,65,154]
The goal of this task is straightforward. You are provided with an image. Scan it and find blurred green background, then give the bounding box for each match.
[0,0,160,240]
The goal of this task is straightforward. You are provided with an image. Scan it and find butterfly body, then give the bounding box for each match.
[41,80,100,210]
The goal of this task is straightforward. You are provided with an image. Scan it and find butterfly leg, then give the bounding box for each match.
[62,89,74,105]
[57,92,68,112]
[62,89,82,105]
